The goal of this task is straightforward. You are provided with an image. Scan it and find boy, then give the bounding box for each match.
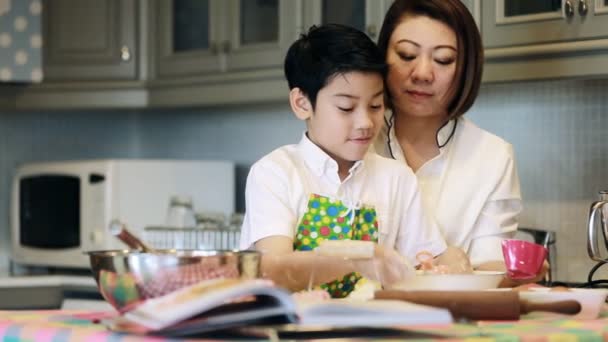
[240,24,447,297]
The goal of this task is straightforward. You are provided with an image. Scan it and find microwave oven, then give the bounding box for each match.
[11,159,235,269]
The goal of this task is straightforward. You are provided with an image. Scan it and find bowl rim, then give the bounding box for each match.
[85,249,261,257]
[415,270,506,276]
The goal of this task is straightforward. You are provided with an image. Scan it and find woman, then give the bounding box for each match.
[374,0,524,275]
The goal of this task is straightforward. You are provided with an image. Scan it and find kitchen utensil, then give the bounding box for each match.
[109,219,154,253]
[587,190,608,262]
[517,227,557,284]
[502,239,547,280]
[375,290,581,321]
[391,270,504,291]
[87,221,261,312]
[517,287,608,320]
[88,249,261,313]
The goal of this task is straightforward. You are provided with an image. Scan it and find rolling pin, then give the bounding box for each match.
[375,290,581,320]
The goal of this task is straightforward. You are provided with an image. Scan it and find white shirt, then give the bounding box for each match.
[240,133,447,265]
[374,116,522,267]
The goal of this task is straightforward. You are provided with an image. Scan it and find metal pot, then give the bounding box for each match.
[87,249,260,312]
[86,220,260,312]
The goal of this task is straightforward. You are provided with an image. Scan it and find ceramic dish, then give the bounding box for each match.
[518,287,608,319]
[392,270,505,291]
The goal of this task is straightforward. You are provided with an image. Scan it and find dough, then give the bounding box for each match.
[315,240,375,259]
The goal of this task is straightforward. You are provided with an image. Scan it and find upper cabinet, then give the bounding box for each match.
[482,0,608,82]
[482,0,608,48]
[149,0,301,107]
[9,0,608,109]
[301,0,391,40]
[15,0,147,110]
[156,0,220,77]
[43,0,138,81]
[155,0,299,79]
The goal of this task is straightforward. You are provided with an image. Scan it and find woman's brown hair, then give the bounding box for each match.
[377,0,483,120]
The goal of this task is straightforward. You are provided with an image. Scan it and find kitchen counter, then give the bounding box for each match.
[0,275,96,287]
[0,275,106,310]
[0,309,607,341]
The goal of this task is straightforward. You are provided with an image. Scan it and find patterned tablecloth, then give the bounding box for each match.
[1,309,608,341]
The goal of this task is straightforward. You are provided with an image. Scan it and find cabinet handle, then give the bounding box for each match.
[564,0,575,17]
[210,41,219,54]
[578,0,588,16]
[120,45,131,61]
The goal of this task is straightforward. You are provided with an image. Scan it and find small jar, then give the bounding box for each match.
[228,213,244,231]
[195,211,226,230]
[166,195,196,228]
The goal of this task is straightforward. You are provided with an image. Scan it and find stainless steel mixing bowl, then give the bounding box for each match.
[87,249,261,312]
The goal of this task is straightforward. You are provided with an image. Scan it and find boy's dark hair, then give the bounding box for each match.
[284,24,387,109]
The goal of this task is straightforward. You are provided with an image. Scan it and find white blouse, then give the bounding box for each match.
[374,115,522,267]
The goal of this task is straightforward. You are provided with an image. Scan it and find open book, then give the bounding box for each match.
[104,278,452,337]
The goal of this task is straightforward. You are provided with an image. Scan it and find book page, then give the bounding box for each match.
[297,299,453,327]
[122,278,295,330]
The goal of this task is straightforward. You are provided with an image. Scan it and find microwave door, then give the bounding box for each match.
[20,175,80,249]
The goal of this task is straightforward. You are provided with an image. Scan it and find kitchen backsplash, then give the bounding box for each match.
[0,78,607,282]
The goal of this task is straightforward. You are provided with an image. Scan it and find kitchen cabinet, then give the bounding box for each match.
[43,0,138,81]
[155,0,221,77]
[156,0,299,77]
[301,0,392,40]
[482,0,608,48]
[149,0,301,107]
[482,0,608,82]
[157,0,301,79]
[13,0,148,109]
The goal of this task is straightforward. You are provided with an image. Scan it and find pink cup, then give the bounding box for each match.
[501,239,547,280]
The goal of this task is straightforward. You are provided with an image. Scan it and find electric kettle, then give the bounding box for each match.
[587,190,608,262]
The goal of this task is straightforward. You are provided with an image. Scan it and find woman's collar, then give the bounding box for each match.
[387,111,458,149]
[436,118,458,148]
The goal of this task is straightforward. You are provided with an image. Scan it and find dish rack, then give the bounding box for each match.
[144,226,240,250]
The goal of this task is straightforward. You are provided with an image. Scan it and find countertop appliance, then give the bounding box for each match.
[11,159,235,269]
[588,190,608,263]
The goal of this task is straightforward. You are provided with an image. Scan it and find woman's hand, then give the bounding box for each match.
[498,259,550,287]
[433,246,474,274]
[353,244,414,287]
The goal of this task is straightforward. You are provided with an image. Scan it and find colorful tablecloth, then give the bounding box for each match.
[1,310,608,341]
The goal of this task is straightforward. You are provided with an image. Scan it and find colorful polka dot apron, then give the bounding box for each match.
[293,193,379,298]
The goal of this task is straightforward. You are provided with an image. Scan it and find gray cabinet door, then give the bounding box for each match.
[43,0,137,81]
[302,0,391,40]
[156,0,298,77]
[156,0,224,78]
[224,0,300,71]
[482,0,608,49]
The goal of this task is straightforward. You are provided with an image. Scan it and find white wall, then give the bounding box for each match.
[0,78,607,282]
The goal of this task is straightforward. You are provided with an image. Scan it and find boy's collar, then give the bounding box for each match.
[298,132,364,177]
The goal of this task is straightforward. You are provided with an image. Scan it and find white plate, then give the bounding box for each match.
[518,287,608,319]
[392,270,505,291]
